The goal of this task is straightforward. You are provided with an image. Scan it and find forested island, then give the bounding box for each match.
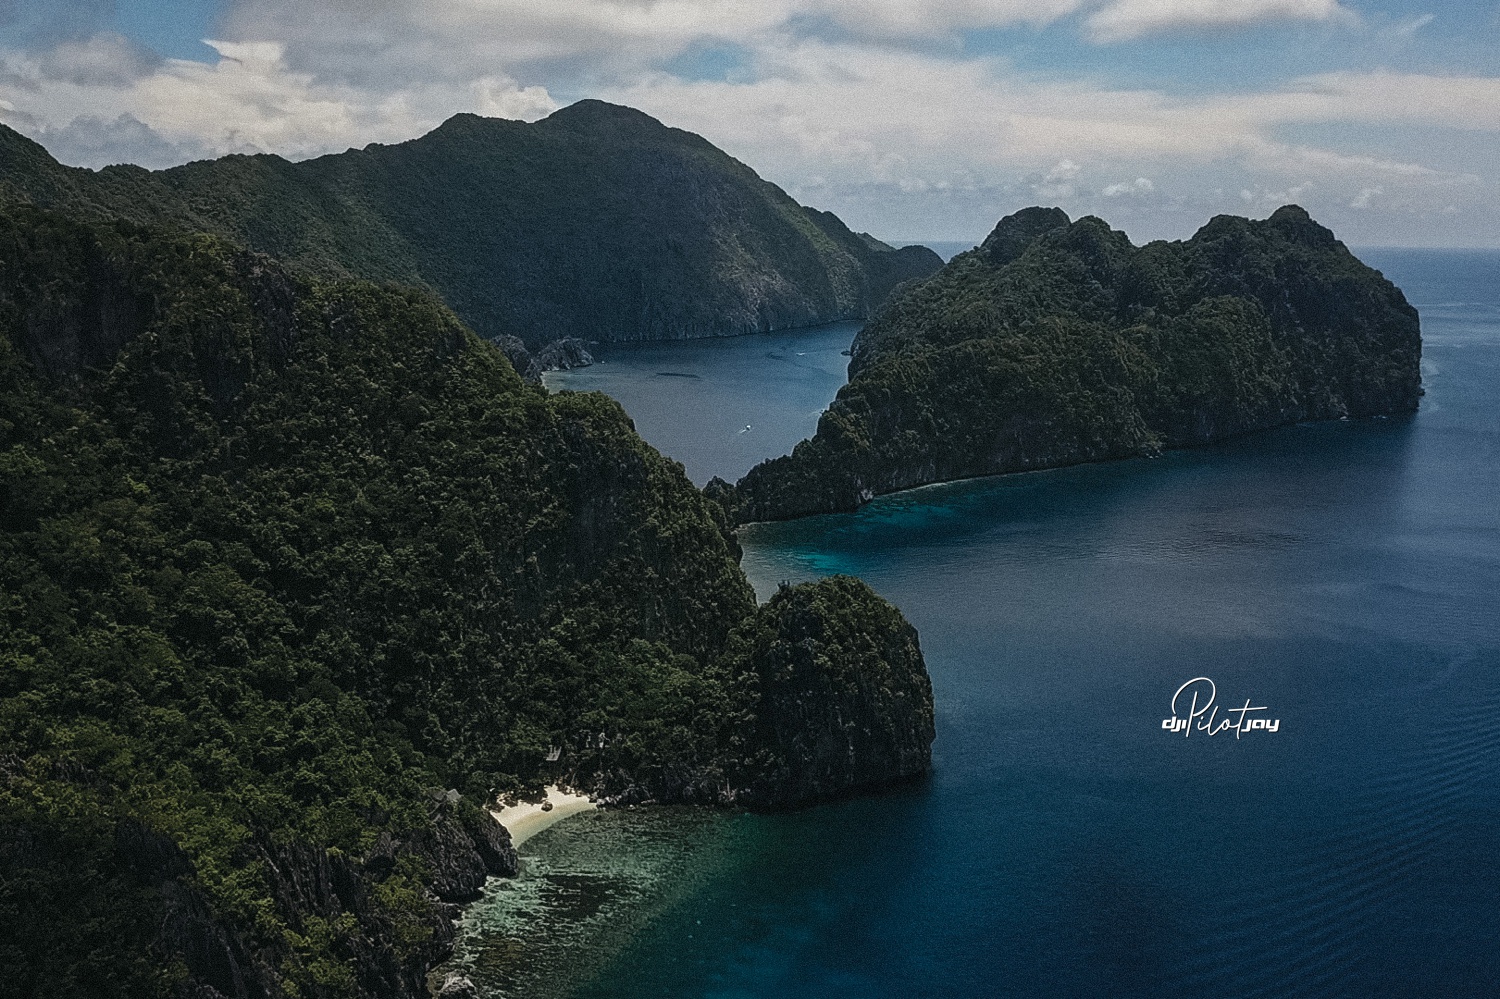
[0,206,934,998]
[729,205,1423,522]
[0,101,941,348]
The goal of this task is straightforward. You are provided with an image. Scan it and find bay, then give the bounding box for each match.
[453,248,1500,997]
[544,321,860,486]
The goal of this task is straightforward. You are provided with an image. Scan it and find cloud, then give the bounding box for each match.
[1261,70,1500,132]
[1350,186,1381,208]
[606,41,1500,178]
[1086,0,1355,44]
[0,0,114,48]
[1102,177,1155,196]
[25,112,200,170]
[2,3,1498,243]
[1240,181,1314,205]
[595,39,1495,239]
[36,32,161,87]
[1035,158,1082,197]
[9,24,1495,199]
[805,0,1086,39]
[0,36,558,165]
[1394,13,1435,36]
[216,0,1360,81]
[215,0,788,90]
[217,0,1088,92]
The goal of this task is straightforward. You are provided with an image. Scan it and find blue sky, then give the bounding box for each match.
[3,0,1500,246]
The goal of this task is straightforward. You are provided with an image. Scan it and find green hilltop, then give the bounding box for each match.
[0,102,941,347]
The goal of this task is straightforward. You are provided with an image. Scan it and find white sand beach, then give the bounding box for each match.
[490,786,597,847]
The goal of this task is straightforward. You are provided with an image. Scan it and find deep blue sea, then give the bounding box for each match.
[457,249,1500,998]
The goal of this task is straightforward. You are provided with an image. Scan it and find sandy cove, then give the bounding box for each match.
[490,786,598,847]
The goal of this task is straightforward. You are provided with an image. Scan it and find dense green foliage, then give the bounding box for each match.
[729,577,933,806]
[0,102,940,346]
[733,205,1422,521]
[0,206,931,997]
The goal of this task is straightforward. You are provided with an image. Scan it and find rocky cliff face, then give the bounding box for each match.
[0,773,516,999]
[587,576,934,811]
[114,803,518,999]
[731,577,934,808]
[496,335,596,383]
[0,103,942,347]
[733,205,1422,522]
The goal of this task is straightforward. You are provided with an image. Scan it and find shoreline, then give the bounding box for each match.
[491,786,598,848]
[732,408,1421,529]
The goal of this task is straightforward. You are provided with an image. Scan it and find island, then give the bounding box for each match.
[728,205,1423,522]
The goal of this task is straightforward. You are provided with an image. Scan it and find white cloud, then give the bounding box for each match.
[218,0,1087,89]
[3,4,1499,243]
[1263,70,1500,132]
[1086,0,1356,44]
[1102,176,1154,196]
[809,0,1086,38]
[1240,181,1314,205]
[1394,13,1435,36]
[19,112,194,169]
[1,37,558,164]
[1350,186,1381,208]
[1034,158,1082,197]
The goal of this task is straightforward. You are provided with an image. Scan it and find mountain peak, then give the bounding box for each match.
[980,206,1072,268]
[545,99,662,126]
[538,100,675,140]
[1267,204,1338,248]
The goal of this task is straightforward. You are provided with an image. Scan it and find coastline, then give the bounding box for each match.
[491,786,598,847]
[731,410,1420,528]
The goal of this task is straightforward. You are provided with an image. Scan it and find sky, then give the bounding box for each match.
[2,1,1499,246]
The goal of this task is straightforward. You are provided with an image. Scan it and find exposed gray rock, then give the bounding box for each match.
[589,577,935,811]
[493,334,595,383]
[92,804,518,999]
[436,972,481,999]
[530,336,595,373]
[494,334,534,380]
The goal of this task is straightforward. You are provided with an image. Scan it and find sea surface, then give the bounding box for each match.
[452,249,1500,997]
[544,321,859,485]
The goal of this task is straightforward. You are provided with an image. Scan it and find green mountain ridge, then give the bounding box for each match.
[0,102,942,348]
[729,205,1423,522]
[0,205,934,998]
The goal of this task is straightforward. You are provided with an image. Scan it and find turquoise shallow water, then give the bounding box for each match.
[457,249,1500,997]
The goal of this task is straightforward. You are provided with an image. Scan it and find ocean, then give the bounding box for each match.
[454,248,1500,997]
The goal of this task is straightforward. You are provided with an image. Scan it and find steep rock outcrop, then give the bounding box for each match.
[732,577,934,808]
[590,576,934,810]
[494,334,596,383]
